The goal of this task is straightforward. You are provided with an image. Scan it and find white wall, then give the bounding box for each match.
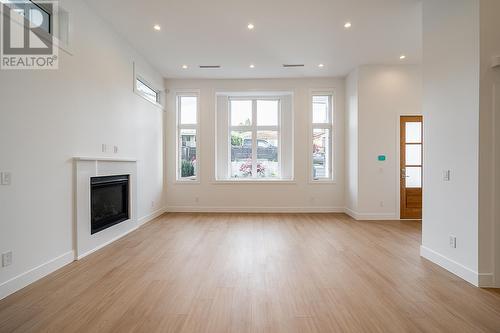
[345,65,422,220]
[421,0,481,285]
[345,70,359,213]
[358,65,422,218]
[164,78,345,212]
[478,0,500,287]
[0,0,165,298]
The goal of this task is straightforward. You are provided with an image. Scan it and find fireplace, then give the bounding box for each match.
[90,175,130,234]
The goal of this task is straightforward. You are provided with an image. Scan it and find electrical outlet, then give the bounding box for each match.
[151,201,155,208]
[101,144,107,153]
[449,235,457,248]
[114,146,119,154]
[1,172,12,185]
[2,251,12,267]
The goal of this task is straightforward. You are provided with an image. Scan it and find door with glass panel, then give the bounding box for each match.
[400,116,423,219]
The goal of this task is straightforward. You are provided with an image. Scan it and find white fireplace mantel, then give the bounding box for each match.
[73,156,138,162]
[74,157,138,259]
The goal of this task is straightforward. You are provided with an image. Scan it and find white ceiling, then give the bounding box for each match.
[85,0,422,79]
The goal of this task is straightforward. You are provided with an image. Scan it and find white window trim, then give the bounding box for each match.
[133,62,164,110]
[212,179,296,185]
[176,90,201,183]
[228,96,282,180]
[309,89,336,183]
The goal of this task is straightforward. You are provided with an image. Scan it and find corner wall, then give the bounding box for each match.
[345,70,359,214]
[479,0,500,287]
[421,0,482,285]
[345,65,422,220]
[0,0,165,299]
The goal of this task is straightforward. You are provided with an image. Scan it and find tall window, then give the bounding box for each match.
[177,93,199,181]
[311,93,333,181]
[229,98,280,179]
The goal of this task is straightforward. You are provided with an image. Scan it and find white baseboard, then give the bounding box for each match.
[78,207,166,260]
[0,250,75,300]
[0,208,167,301]
[165,206,345,213]
[77,226,139,260]
[138,207,166,226]
[344,208,399,220]
[420,245,480,286]
[478,273,495,288]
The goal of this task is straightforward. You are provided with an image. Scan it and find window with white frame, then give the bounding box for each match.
[136,78,160,104]
[177,93,199,181]
[229,98,281,179]
[311,93,334,181]
[216,92,293,181]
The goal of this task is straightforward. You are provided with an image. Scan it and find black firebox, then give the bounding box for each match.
[90,175,130,234]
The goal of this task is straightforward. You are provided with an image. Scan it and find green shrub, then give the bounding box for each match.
[231,134,242,146]
[181,160,195,177]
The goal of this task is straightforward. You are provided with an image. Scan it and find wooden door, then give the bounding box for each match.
[400,116,423,219]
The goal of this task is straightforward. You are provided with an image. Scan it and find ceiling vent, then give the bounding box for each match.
[199,65,221,69]
[283,64,305,68]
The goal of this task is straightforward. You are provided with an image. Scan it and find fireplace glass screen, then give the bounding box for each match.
[90,175,130,234]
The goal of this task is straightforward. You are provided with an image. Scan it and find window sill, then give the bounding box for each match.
[212,179,296,185]
[309,179,337,184]
[174,179,200,184]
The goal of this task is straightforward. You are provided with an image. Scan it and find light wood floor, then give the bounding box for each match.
[1,213,499,332]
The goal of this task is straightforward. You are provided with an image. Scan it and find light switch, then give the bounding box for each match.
[0,172,11,185]
[443,170,451,181]
[2,252,12,267]
[449,235,457,248]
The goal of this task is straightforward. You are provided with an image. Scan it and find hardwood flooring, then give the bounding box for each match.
[1,213,499,332]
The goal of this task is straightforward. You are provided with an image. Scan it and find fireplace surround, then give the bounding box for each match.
[74,157,137,259]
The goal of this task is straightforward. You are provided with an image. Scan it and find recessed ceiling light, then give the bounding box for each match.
[318,63,324,68]
[153,24,161,31]
[182,65,188,69]
[344,22,352,29]
[247,23,255,30]
[249,64,255,68]
[400,55,406,60]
